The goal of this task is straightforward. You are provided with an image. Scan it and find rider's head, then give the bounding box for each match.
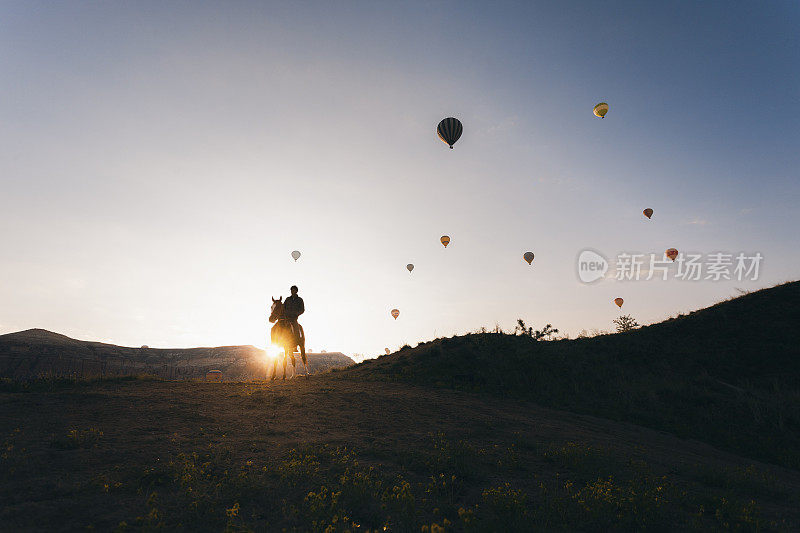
[290,285,298,295]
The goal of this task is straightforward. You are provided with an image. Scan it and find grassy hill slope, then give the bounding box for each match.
[3,378,800,531]
[350,282,800,468]
[1,284,799,529]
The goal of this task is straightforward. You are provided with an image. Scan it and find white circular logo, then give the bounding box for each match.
[577,249,609,283]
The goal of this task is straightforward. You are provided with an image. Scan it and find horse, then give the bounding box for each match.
[268,296,307,380]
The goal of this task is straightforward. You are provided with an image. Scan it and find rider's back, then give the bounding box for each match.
[284,295,305,321]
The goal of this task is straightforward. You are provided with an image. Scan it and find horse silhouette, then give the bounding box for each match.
[268,297,307,380]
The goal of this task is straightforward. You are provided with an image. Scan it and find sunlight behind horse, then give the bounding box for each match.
[265,343,282,361]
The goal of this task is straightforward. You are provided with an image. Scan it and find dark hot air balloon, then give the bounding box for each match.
[437,117,463,149]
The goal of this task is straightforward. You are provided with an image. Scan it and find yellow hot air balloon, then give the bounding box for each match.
[614,297,624,308]
[593,102,609,118]
[665,248,679,261]
[643,208,653,219]
[385,348,390,355]
[407,264,414,273]
[523,251,535,265]
[391,309,400,320]
[291,250,301,261]
[440,235,450,248]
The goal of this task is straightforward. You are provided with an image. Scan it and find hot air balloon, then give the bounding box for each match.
[614,297,624,308]
[643,208,653,219]
[593,102,609,118]
[391,309,400,320]
[440,235,450,248]
[523,251,535,265]
[291,250,301,261]
[385,348,390,355]
[665,248,679,261]
[407,264,414,273]
[437,117,463,149]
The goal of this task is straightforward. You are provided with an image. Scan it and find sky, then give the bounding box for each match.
[1,1,798,357]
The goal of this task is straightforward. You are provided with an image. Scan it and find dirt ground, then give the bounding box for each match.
[2,376,800,531]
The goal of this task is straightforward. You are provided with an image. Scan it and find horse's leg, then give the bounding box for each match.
[299,325,307,365]
[300,346,308,376]
[282,352,287,380]
[297,343,309,376]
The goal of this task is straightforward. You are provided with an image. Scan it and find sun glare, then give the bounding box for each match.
[265,343,283,361]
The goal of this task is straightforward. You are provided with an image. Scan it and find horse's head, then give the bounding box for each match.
[269,296,284,322]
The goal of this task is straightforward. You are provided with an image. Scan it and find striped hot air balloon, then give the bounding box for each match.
[614,298,624,308]
[440,235,451,247]
[665,248,679,261]
[523,251,535,265]
[643,208,654,219]
[391,309,400,320]
[437,117,463,148]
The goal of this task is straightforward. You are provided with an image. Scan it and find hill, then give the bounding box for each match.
[0,329,354,380]
[2,286,800,530]
[349,281,800,468]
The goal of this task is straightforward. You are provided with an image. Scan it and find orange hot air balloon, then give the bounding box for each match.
[385,348,390,355]
[614,298,624,308]
[440,235,451,247]
[643,208,653,219]
[523,251,535,265]
[391,309,400,320]
[665,248,679,261]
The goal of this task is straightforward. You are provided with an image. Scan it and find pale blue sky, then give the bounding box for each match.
[1,2,798,356]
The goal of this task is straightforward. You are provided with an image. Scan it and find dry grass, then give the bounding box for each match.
[2,377,799,531]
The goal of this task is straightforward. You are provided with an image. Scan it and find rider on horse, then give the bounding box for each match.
[268,286,308,379]
[284,285,306,364]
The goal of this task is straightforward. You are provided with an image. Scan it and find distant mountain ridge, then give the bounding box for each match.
[0,329,354,380]
[2,328,86,346]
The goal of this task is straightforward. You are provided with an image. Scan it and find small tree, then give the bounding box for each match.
[613,314,640,333]
[532,324,559,340]
[516,319,559,340]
